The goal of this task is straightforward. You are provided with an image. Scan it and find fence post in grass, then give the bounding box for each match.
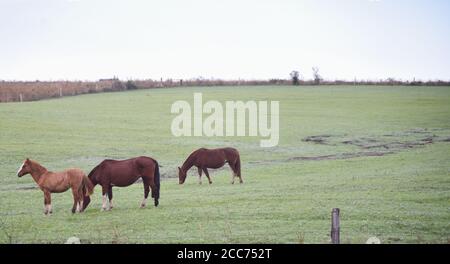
[19,93,23,102]
[331,208,340,244]
[59,87,63,97]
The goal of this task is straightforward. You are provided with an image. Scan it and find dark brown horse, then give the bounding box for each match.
[83,156,160,211]
[17,158,94,215]
[178,147,241,184]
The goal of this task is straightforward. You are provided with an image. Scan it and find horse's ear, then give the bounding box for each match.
[26,158,30,162]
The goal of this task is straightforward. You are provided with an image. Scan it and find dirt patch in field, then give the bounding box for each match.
[0,184,39,192]
[301,129,448,151]
[16,185,38,190]
[294,128,450,162]
[289,151,394,161]
[302,135,334,145]
[341,137,435,150]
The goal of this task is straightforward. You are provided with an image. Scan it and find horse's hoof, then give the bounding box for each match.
[140,204,146,208]
[154,200,159,207]
[209,182,212,184]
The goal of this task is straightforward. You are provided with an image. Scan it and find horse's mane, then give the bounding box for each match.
[88,161,104,180]
[29,159,48,175]
[182,149,203,171]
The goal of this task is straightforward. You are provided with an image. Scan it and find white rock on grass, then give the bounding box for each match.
[366,236,381,244]
[65,236,81,244]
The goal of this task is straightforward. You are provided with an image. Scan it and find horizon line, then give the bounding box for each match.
[1,76,450,83]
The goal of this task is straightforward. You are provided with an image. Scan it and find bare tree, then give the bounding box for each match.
[290,70,300,85]
[312,67,322,85]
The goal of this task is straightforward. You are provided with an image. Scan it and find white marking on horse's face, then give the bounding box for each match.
[17,161,25,176]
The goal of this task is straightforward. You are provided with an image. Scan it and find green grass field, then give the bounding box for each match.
[0,85,449,243]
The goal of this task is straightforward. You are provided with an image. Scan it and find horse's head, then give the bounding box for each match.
[17,158,31,177]
[178,167,186,184]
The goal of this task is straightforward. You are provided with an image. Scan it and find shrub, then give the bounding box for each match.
[126,80,138,90]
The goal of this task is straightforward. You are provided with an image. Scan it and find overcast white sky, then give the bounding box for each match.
[0,0,449,81]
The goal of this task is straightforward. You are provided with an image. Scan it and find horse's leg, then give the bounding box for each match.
[43,190,52,215]
[101,185,110,211]
[149,181,158,207]
[234,162,243,184]
[228,161,236,184]
[108,186,114,209]
[78,184,84,212]
[83,195,91,211]
[79,199,84,213]
[140,178,150,208]
[197,166,203,185]
[75,181,86,213]
[202,168,212,184]
[71,186,79,213]
[228,160,242,184]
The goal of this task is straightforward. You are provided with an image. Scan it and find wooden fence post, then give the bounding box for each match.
[59,87,63,97]
[331,208,340,244]
[19,93,23,102]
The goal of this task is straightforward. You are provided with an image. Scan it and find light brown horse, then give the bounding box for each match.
[17,158,94,215]
[178,147,242,184]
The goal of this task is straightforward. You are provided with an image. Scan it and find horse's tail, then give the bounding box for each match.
[153,159,160,205]
[82,175,94,196]
[235,153,241,177]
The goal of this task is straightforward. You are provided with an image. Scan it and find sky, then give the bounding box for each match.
[0,0,449,81]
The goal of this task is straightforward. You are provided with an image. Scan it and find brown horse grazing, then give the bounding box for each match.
[17,158,94,215]
[178,147,242,185]
[83,156,160,211]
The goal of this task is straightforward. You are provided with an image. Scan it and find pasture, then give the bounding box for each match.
[0,85,449,243]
